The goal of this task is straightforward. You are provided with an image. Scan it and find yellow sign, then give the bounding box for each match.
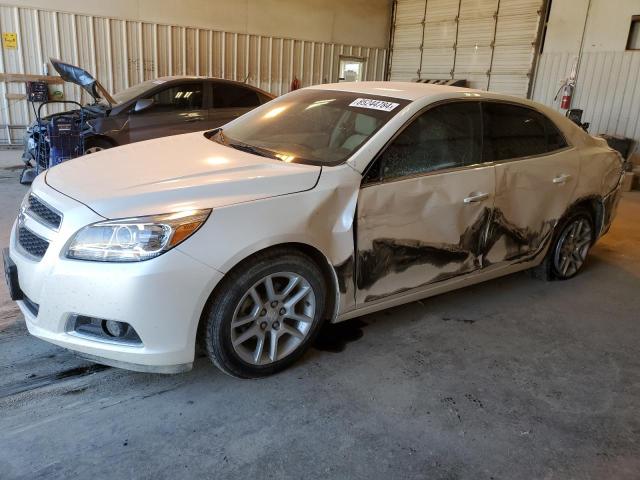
[2,32,17,49]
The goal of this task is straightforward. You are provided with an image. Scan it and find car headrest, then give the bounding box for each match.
[355,114,377,136]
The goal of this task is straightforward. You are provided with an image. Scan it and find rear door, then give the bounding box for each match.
[208,82,265,128]
[482,102,578,265]
[128,82,207,142]
[356,101,495,305]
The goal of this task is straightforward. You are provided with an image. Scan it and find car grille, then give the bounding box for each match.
[18,227,50,259]
[27,195,62,230]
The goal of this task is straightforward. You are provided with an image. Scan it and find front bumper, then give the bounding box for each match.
[8,178,223,373]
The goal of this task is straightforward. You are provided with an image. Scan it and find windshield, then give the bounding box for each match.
[109,79,163,105]
[208,89,410,166]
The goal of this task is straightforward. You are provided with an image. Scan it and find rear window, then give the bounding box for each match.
[213,83,261,108]
[482,103,568,162]
[209,89,410,166]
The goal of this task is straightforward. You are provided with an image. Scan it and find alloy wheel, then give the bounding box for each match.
[553,217,592,277]
[230,272,316,365]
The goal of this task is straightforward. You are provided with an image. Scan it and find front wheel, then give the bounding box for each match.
[202,250,327,378]
[84,137,113,155]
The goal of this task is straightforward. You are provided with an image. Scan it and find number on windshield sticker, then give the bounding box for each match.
[349,98,400,112]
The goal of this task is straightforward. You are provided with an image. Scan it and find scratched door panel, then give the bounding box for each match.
[356,165,495,304]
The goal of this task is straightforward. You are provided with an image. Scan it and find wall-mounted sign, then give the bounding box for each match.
[49,84,64,100]
[2,32,17,49]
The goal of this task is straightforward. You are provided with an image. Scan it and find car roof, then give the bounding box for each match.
[304,81,581,132]
[311,81,593,164]
[306,81,482,101]
[152,76,275,97]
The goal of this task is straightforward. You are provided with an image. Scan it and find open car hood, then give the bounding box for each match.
[50,58,116,106]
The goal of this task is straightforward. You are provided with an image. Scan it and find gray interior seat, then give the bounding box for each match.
[341,114,378,151]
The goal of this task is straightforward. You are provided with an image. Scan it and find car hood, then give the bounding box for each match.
[50,58,115,105]
[45,132,322,218]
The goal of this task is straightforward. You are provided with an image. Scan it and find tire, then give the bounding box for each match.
[531,207,595,281]
[203,249,327,378]
[84,137,113,155]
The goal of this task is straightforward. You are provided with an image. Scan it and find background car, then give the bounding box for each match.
[21,59,274,179]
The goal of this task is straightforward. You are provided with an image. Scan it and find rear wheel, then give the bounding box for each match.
[532,208,595,280]
[203,249,326,378]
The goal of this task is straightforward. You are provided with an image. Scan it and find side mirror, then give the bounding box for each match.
[134,98,154,113]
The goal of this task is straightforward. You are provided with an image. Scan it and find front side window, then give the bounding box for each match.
[209,89,410,166]
[483,103,558,162]
[372,101,482,181]
[213,83,260,108]
[148,83,203,111]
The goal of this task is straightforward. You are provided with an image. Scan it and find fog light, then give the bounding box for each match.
[103,320,128,338]
[67,315,142,345]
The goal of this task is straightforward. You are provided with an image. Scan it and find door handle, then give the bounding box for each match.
[552,173,572,184]
[463,192,490,204]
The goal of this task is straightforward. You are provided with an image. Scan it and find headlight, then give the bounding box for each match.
[65,209,211,262]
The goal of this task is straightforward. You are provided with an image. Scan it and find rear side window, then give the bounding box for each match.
[257,92,273,104]
[375,101,482,181]
[482,103,567,162]
[542,115,568,151]
[213,83,260,108]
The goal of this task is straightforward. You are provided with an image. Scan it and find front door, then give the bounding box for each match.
[481,102,579,265]
[356,101,495,305]
[128,82,207,142]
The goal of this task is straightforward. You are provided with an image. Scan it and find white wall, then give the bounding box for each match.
[543,0,639,53]
[0,1,392,143]
[533,0,640,151]
[4,0,392,48]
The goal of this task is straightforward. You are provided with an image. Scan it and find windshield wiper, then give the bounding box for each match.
[228,142,278,160]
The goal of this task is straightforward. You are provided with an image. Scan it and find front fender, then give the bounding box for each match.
[177,165,362,314]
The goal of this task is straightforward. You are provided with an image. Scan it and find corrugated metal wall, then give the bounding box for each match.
[0,4,388,144]
[389,0,543,97]
[532,51,640,145]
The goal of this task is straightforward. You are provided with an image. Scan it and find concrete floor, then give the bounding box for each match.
[1,149,639,480]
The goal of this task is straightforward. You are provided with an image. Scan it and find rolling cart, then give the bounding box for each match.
[20,99,86,184]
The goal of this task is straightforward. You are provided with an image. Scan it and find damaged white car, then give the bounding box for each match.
[4,82,624,378]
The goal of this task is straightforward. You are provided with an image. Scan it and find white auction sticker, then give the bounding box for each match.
[349,98,399,112]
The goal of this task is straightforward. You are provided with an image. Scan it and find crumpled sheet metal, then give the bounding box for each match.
[355,165,495,304]
[351,144,622,305]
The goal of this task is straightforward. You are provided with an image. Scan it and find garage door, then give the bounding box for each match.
[389,0,544,97]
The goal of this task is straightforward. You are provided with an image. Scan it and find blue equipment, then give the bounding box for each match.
[47,115,83,167]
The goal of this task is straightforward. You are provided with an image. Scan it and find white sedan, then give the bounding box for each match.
[4,82,624,378]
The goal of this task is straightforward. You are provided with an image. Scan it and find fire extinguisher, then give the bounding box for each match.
[560,82,573,109]
[555,78,575,110]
